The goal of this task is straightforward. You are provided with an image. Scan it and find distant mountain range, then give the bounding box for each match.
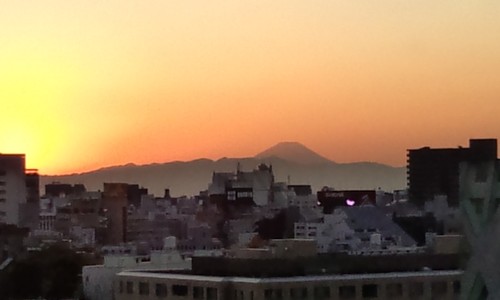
[41,142,407,197]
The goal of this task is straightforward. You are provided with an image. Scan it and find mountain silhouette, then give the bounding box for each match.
[255,142,333,165]
[41,143,406,197]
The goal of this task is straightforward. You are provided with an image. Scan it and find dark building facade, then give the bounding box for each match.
[407,138,497,207]
[44,183,86,197]
[102,183,128,245]
[317,189,376,214]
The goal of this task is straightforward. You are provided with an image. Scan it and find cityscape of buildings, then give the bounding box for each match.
[0,138,498,299]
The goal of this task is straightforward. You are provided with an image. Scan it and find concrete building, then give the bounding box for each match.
[0,154,39,229]
[53,191,105,246]
[459,159,500,299]
[407,138,497,207]
[295,205,417,253]
[0,224,29,268]
[83,249,190,300]
[208,164,274,207]
[114,245,462,300]
[115,269,462,300]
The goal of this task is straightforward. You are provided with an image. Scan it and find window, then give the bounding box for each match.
[264,289,283,300]
[274,289,282,300]
[290,287,307,299]
[193,286,204,299]
[470,198,484,215]
[0,181,5,186]
[207,287,218,300]
[126,281,134,294]
[339,285,356,299]
[265,289,272,300]
[139,282,149,295]
[172,284,188,296]
[362,284,378,298]
[155,283,167,297]
[453,281,461,295]
[119,281,123,294]
[386,283,403,298]
[409,282,424,298]
[313,286,330,299]
[475,165,488,182]
[431,281,447,296]
[493,198,500,214]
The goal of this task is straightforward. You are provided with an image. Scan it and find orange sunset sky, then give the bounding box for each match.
[1,1,499,175]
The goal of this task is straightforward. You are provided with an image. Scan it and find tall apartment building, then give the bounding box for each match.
[102,183,129,245]
[0,154,39,229]
[407,139,497,207]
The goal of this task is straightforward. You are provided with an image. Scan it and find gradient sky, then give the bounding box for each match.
[1,1,499,174]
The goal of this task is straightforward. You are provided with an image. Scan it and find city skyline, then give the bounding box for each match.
[1,1,500,174]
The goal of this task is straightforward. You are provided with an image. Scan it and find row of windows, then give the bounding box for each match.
[57,207,97,214]
[469,197,500,216]
[118,279,460,300]
[119,281,218,300]
[176,245,221,251]
[262,281,459,300]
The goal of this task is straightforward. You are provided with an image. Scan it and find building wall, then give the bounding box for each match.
[407,139,497,207]
[114,270,462,300]
[102,183,128,244]
[459,160,500,300]
[0,154,26,226]
[83,252,190,300]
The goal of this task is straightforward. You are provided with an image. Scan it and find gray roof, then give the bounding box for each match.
[338,205,416,246]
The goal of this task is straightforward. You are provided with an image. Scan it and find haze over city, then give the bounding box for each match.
[1,1,500,174]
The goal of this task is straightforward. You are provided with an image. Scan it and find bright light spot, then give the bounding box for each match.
[346,199,355,206]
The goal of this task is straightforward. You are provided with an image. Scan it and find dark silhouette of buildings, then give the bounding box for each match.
[407,138,497,207]
[45,183,86,197]
[125,184,148,208]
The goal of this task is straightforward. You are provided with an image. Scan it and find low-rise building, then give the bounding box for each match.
[83,250,190,300]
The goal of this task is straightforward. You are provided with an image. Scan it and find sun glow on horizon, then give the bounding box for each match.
[1,1,499,174]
